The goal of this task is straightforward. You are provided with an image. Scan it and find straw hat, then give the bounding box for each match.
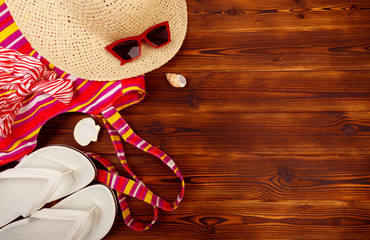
[5,0,188,81]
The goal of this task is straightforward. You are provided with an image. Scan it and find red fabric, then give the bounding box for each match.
[0,47,73,137]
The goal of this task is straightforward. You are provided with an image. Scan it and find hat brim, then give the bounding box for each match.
[5,0,187,81]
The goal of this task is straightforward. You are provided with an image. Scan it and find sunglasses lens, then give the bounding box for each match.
[146,25,169,47]
[112,40,140,61]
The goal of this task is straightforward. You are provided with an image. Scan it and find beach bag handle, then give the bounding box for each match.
[86,106,185,231]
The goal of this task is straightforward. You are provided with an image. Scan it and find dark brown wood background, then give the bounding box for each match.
[36,0,370,239]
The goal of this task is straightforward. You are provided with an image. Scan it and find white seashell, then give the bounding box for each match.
[73,117,101,146]
[165,73,186,88]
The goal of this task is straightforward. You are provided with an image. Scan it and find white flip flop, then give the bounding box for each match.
[0,145,96,227]
[0,185,117,240]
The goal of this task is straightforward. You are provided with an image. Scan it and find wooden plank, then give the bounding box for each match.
[166,27,370,71]
[37,109,370,156]
[105,200,370,240]
[145,71,370,91]
[187,0,370,11]
[186,12,370,34]
[183,29,370,51]
[186,0,370,32]
[38,111,370,137]
[86,153,370,201]
[169,28,370,71]
[129,71,370,113]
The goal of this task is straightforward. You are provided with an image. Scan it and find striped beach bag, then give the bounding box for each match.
[0,1,184,231]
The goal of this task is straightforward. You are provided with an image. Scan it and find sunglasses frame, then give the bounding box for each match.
[105,21,171,65]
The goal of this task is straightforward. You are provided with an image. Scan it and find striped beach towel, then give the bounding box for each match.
[0,0,184,231]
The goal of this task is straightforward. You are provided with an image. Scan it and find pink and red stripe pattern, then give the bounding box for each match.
[101,106,185,209]
[0,46,73,137]
[84,106,185,231]
[85,151,159,231]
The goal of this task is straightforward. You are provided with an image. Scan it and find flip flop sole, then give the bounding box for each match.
[0,185,117,240]
[17,145,96,201]
[0,145,96,227]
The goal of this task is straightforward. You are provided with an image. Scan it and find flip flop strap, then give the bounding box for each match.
[101,106,185,211]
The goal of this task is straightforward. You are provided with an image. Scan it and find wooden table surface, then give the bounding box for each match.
[36,0,370,239]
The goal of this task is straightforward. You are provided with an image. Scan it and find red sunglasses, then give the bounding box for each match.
[106,21,171,65]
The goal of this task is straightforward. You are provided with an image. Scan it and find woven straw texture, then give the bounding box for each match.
[5,0,187,81]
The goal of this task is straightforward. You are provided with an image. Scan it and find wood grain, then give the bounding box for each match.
[105,200,370,240]
[30,0,370,239]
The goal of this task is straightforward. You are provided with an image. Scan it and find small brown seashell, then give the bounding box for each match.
[165,73,187,88]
